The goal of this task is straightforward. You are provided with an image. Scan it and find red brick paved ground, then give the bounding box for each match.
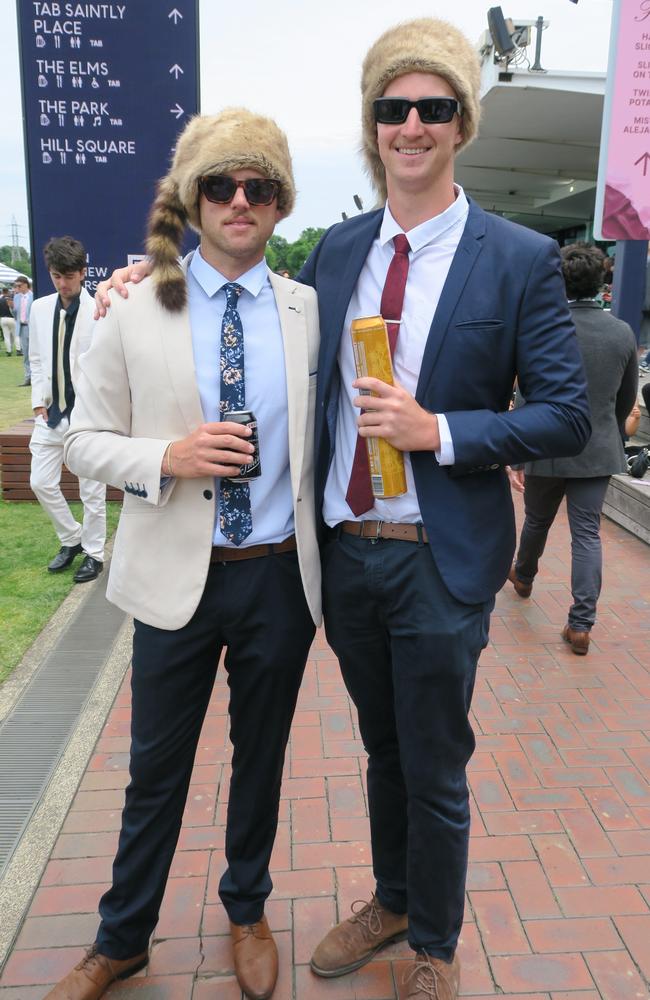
[2,496,649,999]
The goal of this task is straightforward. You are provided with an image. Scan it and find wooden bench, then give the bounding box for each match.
[0,419,123,502]
[604,474,650,546]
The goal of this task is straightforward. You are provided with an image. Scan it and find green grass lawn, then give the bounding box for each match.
[0,354,33,429]
[0,356,123,684]
[0,501,122,684]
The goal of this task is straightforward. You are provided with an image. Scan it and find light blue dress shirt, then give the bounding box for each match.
[188,249,294,546]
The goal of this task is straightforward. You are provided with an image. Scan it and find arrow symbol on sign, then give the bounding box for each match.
[168,8,183,23]
[170,103,184,118]
[169,64,184,78]
[635,152,650,176]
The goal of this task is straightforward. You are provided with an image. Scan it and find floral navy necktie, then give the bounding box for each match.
[218,282,252,545]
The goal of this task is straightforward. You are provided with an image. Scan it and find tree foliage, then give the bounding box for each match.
[265,235,290,273]
[0,245,32,278]
[265,228,325,277]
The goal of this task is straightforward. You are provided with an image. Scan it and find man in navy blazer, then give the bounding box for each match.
[302,18,590,999]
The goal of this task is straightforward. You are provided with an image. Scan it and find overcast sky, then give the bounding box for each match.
[1,0,612,251]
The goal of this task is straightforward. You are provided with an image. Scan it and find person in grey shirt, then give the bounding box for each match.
[508,242,638,656]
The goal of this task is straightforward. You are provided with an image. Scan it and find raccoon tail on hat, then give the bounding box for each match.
[145,176,187,312]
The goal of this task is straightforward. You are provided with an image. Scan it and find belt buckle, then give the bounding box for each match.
[370,519,383,544]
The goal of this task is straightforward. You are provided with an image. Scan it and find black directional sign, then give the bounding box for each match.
[17,1,200,295]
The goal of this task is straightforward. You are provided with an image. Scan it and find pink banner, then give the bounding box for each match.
[602,0,650,239]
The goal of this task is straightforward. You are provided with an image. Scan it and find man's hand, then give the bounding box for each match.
[163,421,254,479]
[353,377,440,452]
[94,259,153,319]
[506,466,525,494]
[33,406,48,421]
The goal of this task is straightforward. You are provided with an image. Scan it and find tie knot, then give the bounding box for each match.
[224,282,244,306]
[393,234,411,256]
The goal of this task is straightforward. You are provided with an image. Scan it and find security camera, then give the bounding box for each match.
[487,7,516,58]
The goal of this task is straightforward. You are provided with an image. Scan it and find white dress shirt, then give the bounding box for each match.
[323,186,469,527]
[188,249,294,546]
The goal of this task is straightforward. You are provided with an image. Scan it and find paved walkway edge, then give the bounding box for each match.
[0,539,116,726]
[0,613,132,968]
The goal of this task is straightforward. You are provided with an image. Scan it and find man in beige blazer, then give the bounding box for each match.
[52,110,320,1000]
[29,236,106,582]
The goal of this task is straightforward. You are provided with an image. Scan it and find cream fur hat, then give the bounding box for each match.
[146,108,295,311]
[361,18,481,201]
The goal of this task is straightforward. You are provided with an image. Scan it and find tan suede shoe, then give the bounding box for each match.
[230,915,278,1000]
[562,624,590,655]
[43,944,148,1000]
[397,952,460,1000]
[310,894,408,977]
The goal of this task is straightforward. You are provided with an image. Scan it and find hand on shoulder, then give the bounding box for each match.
[94,259,153,319]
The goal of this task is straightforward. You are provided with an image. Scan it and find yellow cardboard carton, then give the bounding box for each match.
[350,316,407,499]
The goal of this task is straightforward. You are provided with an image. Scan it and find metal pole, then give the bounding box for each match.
[531,15,545,72]
[611,239,647,344]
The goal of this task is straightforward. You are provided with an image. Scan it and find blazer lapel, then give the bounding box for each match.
[270,272,309,495]
[69,289,93,379]
[320,211,383,391]
[161,256,204,432]
[415,200,486,400]
[77,287,94,326]
[40,296,56,382]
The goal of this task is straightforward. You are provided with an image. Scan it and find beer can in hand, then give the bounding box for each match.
[224,410,261,482]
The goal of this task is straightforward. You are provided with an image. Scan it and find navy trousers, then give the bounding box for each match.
[96,550,314,959]
[322,531,492,960]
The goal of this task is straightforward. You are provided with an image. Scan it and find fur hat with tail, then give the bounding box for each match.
[146,108,296,311]
[361,18,481,201]
[146,175,188,313]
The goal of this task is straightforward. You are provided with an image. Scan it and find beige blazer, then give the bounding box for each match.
[64,268,321,630]
[30,287,95,410]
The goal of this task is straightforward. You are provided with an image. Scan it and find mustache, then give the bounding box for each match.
[225,210,255,223]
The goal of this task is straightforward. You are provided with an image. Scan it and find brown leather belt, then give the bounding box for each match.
[210,534,297,563]
[338,521,428,543]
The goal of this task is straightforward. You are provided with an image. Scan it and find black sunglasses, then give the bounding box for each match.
[373,97,462,125]
[198,175,281,206]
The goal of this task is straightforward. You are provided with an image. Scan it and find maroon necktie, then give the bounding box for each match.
[345,234,411,516]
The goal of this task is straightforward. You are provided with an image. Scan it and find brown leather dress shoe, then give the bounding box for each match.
[508,566,532,598]
[310,894,408,977]
[43,944,148,1000]
[562,624,590,655]
[230,915,278,999]
[397,952,461,1000]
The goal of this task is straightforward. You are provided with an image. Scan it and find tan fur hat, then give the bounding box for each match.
[146,107,296,311]
[361,18,481,200]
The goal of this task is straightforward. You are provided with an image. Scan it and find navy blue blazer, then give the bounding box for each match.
[298,199,590,605]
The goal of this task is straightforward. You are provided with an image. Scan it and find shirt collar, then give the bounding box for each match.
[57,292,81,317]
[380,184,469,252]
[189,247,269,299]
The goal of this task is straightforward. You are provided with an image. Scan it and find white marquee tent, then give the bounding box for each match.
[0,263,29,286]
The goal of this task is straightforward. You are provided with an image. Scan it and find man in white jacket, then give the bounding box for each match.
[29,236,106,581]
[52,110,320,1000]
